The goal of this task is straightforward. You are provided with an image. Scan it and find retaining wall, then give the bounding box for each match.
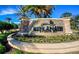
[7,33,79,53]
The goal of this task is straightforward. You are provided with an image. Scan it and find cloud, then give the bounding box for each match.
[0,8,17,15]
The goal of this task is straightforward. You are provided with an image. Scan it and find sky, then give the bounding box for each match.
[0,5,79,24]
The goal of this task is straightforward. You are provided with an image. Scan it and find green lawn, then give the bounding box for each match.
[0,32,12,42]
[0,44,6,54]
[0,31,17,54]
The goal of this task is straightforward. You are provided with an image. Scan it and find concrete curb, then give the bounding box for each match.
[7,33,79,53]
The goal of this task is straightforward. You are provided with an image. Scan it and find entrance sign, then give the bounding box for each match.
[20,18,72,34]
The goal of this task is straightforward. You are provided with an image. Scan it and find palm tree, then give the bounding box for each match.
[17,6,29,20]
[18,5,55,19]
[60,12,72,18]
[17,6,30,33]
[22,5,55,18]
[18,5,55,35]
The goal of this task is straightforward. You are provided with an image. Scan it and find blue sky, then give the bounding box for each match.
[0,5,79,24]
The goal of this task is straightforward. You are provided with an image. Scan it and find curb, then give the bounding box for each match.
[7,33,79,53]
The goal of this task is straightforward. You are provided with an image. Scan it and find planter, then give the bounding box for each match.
[7,33,79,54]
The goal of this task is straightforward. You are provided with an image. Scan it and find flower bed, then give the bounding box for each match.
[14,33,79,43]
[8,32,79,54]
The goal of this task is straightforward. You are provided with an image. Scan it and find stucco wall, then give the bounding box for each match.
[20,18,72,34]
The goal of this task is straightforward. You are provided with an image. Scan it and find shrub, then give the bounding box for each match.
[0,44,6,54]
[14,33,79,43]
[0,34,6,42]
[0,31,15,43]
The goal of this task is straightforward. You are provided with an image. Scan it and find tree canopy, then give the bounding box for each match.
[60,12,72,18]
[18,5,55,18]
[0,21,18,33]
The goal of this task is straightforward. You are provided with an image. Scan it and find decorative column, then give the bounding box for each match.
[62,18,72,34]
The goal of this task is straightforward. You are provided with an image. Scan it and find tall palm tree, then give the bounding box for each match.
[17,6,29,20]
[22,5,55,18]
[18,5,55,20]
[18,5,55,35]
[17,6,31,33]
